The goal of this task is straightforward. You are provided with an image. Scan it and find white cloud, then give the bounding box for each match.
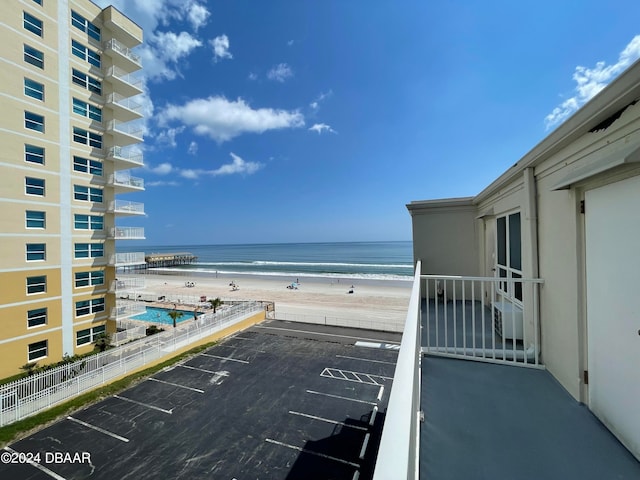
[155,126,185,148]
[186,1,210,30]
[287,40,294,46]
[149,162,174,175]
[309,123,337,134]
[267,63,294,82]
[211,34,233,62]
[147,180,180,187]
[545,35,640,129]
[159,96,305,143]
[310,90,333,111]
[248,72,258,81]
[188,141,198,155]
[142,31,202,81]
[176,153,263,180]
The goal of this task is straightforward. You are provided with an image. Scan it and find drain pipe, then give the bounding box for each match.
[524,168,541,362]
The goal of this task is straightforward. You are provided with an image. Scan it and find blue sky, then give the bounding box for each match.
[95,0,640,246]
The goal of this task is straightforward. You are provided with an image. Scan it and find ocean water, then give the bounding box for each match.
[119,241,414,282]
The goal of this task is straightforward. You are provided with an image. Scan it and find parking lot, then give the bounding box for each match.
[0,320,401,480]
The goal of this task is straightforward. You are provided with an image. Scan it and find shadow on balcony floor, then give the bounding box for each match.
[420,356,640,480]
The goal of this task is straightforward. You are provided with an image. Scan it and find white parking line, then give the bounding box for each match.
[148,377,204,393]
[178,364,218,374]
[306,390,376,405]
[288,411,368,431]
[232,336,254,340]
[321,368,392,385]
[113,395,173,414]
[200,353,249,363]
[354,341,401,350]
[256,325,400,345]
[3,446,67,480]
[336,354,396,365]
[265,438,360,468]
[67,416,129,442]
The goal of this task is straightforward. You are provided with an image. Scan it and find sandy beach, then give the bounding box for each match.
[133,272,412,331]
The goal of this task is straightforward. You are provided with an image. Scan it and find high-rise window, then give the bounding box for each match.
[25,177,45,196]
[28,340,48,361]
[73,185,103,203]
[24,78,44,101]
[71,40,101,68]
[74,243,104,259]
[74,214,104,230]
[71,69,101,95]
[25,144,45,164]
[26,210,46,228]
[24,44,44,69]
[73,98,102,122]
[73,127,102,148]
[75,298,105,317]
[75,270,105,287]
[26,275,47,294]
[25,111,45,132]
[76,325,106,346]
[73,156,103,175]
[26,243,46,261]
[71,11,100,42]
[23,12,43,37]
[27,308,47,328]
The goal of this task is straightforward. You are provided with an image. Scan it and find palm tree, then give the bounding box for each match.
[208,297,223,313]
[168,308,184,328]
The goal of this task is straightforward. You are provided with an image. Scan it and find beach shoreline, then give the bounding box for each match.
[127,270,412,331]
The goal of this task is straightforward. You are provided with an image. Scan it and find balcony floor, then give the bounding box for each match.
[420,356,640,480]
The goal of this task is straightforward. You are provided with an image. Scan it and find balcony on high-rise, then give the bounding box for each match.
[106,146,144,170]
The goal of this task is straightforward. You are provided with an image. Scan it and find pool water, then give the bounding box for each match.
[131,306,202,325]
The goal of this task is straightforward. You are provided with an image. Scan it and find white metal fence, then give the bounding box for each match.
[373,261,422,480]
[0,302,263,427]
[274,311,405,333]
[421,275,544,367]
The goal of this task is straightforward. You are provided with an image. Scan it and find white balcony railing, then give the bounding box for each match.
[109,199,145,215]
[106,93,143,120]
[373,261,422,480]
[103,38,141,67]
[110,276,145,293]
[110,227,145,240]
[110,301,146,320]
[107,146,144,168]
[105,66,143,96]
[109,251,145,266]
[109,172,144,190]
[107,119,144,142]
[420,275,544,367]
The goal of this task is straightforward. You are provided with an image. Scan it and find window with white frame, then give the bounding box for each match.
[28,340,48,361]
[33,0,43,5]
[75,270,105,287]
[74,243,104,259]
[27,307,47,328]
[73,127,102,148]
[25,111,44,132]
[73,155,102,175]
[24,78,44,101]
[26,243,46,261]
[74,214,103,230]
[26,210,46,228]
[71,11,100,42]
[23,12,43,37]
[76,325,105,346]
[71,69,101,94]
[26,275,46,294]
[25,177,45,196]
[25,144,45,164]
[75,297,105,317]
[72,98,102,122]
[496,212,523,302]
[24,44,44,69]
[73,185,103,203]
[71,40,101,68]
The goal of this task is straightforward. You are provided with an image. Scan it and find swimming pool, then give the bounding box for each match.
[131,306,202,325]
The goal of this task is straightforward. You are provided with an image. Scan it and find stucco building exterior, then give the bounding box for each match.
[408,59,640,461]
[0,0,145,378]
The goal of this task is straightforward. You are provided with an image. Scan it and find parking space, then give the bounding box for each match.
[1,320,400,480]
